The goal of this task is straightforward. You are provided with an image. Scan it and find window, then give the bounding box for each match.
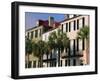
[74,20,76,30]
[54,61,56,67]
[82,38,85,50]
[68,40,71,56]
[50,61,52,67]
[80,60,83,65]
[25,63,27,68]
[38,61,40,67]
[27,32,29,38]
[33,61,36,68]
[82,17,85,27]
[50,52,52,59]
[77,19,79,29]
[66,48,67,53]
[35,30,38,38]
[46,53,48,60]
[31,31,33,39]
[60,60,62,66]
[52,61,56,67]
[28,61,32,68]
[66,23,68,32]
[73,39,76,55]
[62,24,63,32]
[39,29,41,36]
[50,54,53,67]
[77,39,79,51]
[73,59,76,66]
[65,60,67,66]
[68,59,70,66]
[69,22,71,32]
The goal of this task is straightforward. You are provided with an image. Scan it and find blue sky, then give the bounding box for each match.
[25,12,65,30]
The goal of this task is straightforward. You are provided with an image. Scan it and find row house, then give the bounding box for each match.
[25,15,89,68]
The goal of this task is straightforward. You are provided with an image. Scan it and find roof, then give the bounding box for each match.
[26,19,60,32]
[26,26,38,32]
[59,15,81,23]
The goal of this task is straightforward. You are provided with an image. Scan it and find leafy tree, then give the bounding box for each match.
[77,26,89,64]
[25,37,33,68]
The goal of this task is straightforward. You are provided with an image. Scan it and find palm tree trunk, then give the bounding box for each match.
[50,51,52,67]
[46,52,49,67]
[58,48,60,67]
[26,53,29,68]
[40,54,43,67]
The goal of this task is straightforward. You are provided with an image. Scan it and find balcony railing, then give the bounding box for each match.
[62,50,83,58]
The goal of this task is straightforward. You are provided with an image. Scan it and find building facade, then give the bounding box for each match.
[25,15,89,68]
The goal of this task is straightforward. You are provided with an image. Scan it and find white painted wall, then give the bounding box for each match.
[0,0,99,81]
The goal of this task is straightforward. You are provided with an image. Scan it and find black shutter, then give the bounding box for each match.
[73,39,76,56]
[82,17,85,27]
[65,60,67,66]
[77,39,79,51]
[66,23,68,32]
[82,38,85,50]
[69,22,71,32]
[74,20,76,30]
[77,20,79,29]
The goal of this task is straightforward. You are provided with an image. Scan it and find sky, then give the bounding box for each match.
[25,12,65,30]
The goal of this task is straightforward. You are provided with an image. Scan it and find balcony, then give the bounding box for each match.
[62,50,83,58]
[42,53,56,62]
[43,58,56,62]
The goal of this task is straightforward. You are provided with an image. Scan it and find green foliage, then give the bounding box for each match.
[77,26,89,39]
[25,38,33,54]
[25,29,69,58]
[32,40,46,57]
[48,29,69,50]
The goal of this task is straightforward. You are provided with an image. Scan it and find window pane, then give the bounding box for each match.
[82,17,85,27]
[28,61,32,68]
[62,24,63,32]
[82,38,85,50]
[35,30,38,38]
[77,19,79,29]
[31,31,33,39]
[60,60,62,66]
[65,60,67,66]
[33,61,36,68]
[66,23,68,32]
[73,39,76,56]
[73,59,76,66]
[40,29,41,36]
[68,59,70,66]
[69,22,71,32]
[77,39,79,51]
[74,20,76,30]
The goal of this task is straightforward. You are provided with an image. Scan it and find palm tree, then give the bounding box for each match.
[77,26,89,64]
[48,29,69,67]
[56,30,69,66]
[77,26,89,39]
[56,30,63,67]
[35,40,46,67]
[48,32,57,67]
[61,33,69,57]
[43,42,51,67]
[25,37,33,68]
